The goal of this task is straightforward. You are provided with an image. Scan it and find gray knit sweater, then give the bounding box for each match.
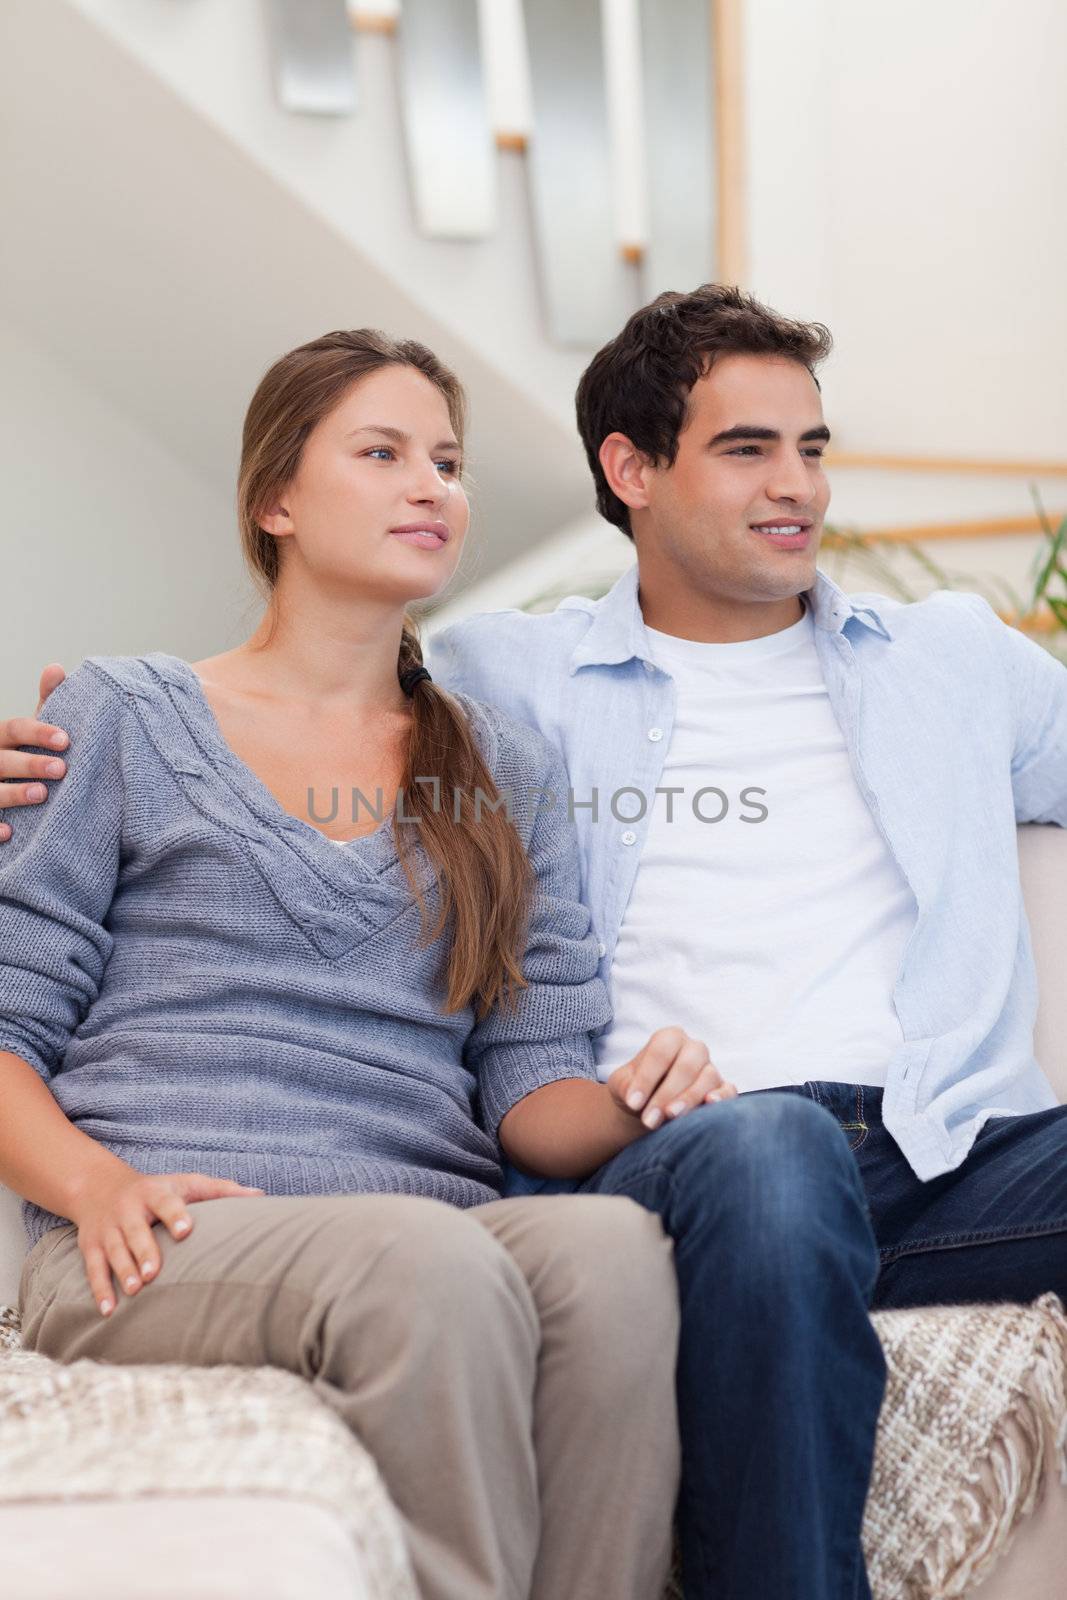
[0,654,611,1248]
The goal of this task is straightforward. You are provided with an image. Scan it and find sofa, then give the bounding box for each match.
[1,824,1065,1600]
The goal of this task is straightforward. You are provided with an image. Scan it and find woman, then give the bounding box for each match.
[0,331,734,1600]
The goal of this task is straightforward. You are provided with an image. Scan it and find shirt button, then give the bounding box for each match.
[647,727,663,741]
[597,941,606,958]
[621,830,637,846]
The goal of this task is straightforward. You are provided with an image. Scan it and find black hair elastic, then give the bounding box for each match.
[400,665,433,696]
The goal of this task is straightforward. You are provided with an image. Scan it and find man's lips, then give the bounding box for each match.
[749,518,814,549]
[389,521,451,548]
[749,519,813,532]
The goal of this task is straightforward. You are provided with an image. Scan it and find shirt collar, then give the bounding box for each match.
[567,562,893,674]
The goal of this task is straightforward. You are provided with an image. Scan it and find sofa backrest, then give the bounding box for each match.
[1,824,1065,1309]
[1018,823,1067,1100]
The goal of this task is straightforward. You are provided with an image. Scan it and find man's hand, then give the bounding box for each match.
[0,664,69,843]
[607,1026,738,1132]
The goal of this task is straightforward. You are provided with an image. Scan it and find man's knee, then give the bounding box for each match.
[640,1095,877,1276]
[654,1092,856,1194]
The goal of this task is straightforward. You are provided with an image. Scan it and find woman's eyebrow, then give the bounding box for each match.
[345,424,461,451]
[346,424,408,442]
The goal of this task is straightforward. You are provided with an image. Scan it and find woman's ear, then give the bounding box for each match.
[598,433,652,514]
[257,500,294,538]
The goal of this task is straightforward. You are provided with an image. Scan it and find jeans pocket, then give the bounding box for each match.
[838,1086,870,1151]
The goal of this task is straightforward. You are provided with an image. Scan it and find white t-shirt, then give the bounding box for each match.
[592,603,916,1091]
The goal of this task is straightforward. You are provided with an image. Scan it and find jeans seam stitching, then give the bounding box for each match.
[880,1217,1067,1262]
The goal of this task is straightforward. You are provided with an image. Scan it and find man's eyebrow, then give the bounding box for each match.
[345,425,462,451]
[708,424,832,447]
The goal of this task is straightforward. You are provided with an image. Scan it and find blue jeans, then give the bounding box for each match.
[505,1081,1067,1600]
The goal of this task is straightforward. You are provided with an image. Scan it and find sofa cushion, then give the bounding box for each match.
[0,1310,416,1600]
[0,1497,375,1600]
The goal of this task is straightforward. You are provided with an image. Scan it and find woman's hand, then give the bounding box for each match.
[606,1026,738,1132]
[0,663,69,843]
[66,1163,265,1318]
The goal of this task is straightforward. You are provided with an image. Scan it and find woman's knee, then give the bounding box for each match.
[524,1195,679,1351]
[324,1195,540,1355]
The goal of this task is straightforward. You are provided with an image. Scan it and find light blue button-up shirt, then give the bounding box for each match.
[429,562,1067,1181]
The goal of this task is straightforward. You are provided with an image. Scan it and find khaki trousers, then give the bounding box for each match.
[18,1191,680,1600]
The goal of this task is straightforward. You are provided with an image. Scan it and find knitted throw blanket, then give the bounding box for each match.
[664,1294,1067,1600]
[2,1297,1065,1600]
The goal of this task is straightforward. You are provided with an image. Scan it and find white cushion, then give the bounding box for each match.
[0,1496,373,1599]
[1018,823,1067,1102]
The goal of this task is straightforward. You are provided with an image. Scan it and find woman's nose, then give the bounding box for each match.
[408,463,448,504]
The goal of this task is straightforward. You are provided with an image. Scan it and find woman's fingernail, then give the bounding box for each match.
[627,1090,645,1110]
[174,1220,190,1235]
[141,1262,154,1277]
[667,1100,687,1118]
[643,1107,663,1129]
[26,785,46,802]
[99,1299,112,1315]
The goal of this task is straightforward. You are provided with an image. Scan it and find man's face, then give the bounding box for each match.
[626,353,831,611]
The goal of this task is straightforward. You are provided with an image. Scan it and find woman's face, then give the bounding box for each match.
[264,363,469,603]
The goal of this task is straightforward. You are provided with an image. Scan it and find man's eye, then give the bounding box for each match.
[727,445,761,456]
[803,449,825,459]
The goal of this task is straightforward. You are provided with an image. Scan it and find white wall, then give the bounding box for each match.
[66,0,587,431]
[0,319,254,709]
[743,0,1067,571]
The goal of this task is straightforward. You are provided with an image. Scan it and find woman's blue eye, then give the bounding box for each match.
[364,447,459,475]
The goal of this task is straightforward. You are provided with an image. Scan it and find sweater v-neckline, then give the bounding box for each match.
[143,652,403,880]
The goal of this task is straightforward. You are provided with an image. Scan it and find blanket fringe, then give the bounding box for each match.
[908,1293,1067,1599]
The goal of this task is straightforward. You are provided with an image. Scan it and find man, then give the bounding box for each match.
[4,284,1067,1600]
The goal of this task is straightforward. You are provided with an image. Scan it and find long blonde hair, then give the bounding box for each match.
[238,329,533,1019]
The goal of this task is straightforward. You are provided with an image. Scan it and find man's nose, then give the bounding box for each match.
[767,452,815,504]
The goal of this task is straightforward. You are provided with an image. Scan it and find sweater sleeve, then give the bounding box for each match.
[464,734,613,1141]
[0,664,127,1080]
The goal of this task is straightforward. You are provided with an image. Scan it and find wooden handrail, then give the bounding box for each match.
[713,0,746,285]
[999,609,1061,633]
[825,452,1067,477]
[350,11,397,36]
[823,514,1064,546]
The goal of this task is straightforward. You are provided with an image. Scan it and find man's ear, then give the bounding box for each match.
[598,433,653,514]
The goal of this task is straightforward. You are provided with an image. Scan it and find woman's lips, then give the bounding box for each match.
[389,522,450,549]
